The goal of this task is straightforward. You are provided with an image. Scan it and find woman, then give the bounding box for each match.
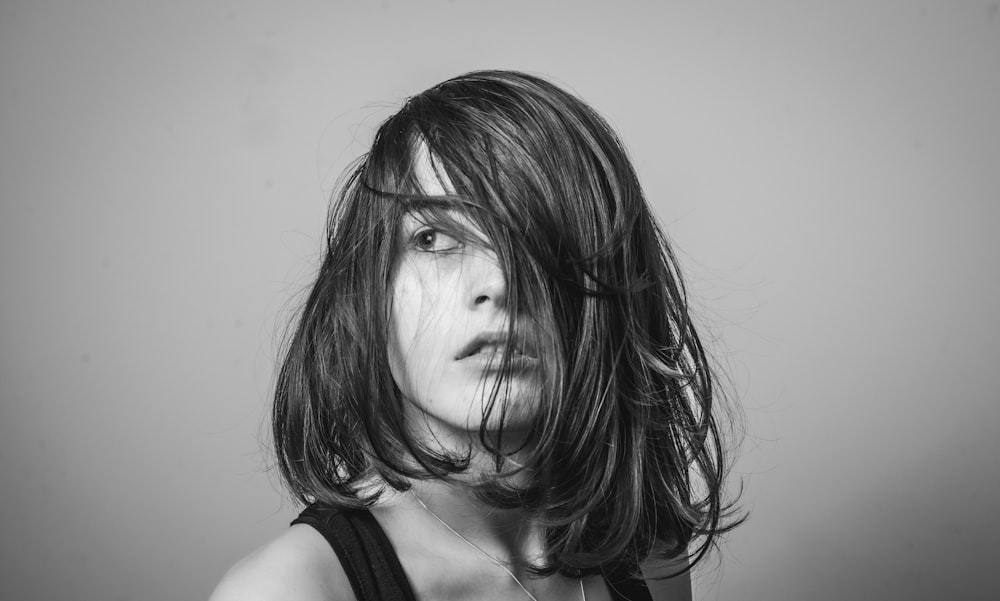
[211,70,742,601]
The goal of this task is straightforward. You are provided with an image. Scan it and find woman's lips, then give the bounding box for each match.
[458,345,539,371]
[456,332,538,361]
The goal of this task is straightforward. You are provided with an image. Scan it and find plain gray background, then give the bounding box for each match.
[2,1,998,600]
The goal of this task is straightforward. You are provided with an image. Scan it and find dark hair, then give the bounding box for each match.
[273,70,743,578]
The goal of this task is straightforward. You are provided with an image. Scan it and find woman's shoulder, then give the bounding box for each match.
[208,523,354,601]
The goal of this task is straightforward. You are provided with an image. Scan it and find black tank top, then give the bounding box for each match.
[292,503,653,601]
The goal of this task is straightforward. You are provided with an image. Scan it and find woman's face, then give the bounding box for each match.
[387,150,542,439]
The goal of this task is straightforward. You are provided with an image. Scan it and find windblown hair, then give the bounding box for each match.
[273,70,743,578]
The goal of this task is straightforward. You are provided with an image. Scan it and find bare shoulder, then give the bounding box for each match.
[208,524,354,601]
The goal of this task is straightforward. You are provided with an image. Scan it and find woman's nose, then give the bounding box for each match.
[467,249,507,309]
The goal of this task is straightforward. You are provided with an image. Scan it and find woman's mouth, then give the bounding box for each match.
[457,333,539,369]
[464,342,529,357]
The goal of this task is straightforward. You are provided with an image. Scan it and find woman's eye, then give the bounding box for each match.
[413,228,461,252]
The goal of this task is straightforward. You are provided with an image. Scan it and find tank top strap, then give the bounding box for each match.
[291,503,417,601]
[603,561,654,601]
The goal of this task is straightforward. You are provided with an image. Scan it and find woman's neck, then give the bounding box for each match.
[405,476,546,570]
[365,462,597,600]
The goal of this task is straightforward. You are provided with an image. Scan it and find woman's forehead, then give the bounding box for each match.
[411,140,456,196]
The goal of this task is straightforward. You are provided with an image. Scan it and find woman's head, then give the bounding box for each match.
[274,70,741,575]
